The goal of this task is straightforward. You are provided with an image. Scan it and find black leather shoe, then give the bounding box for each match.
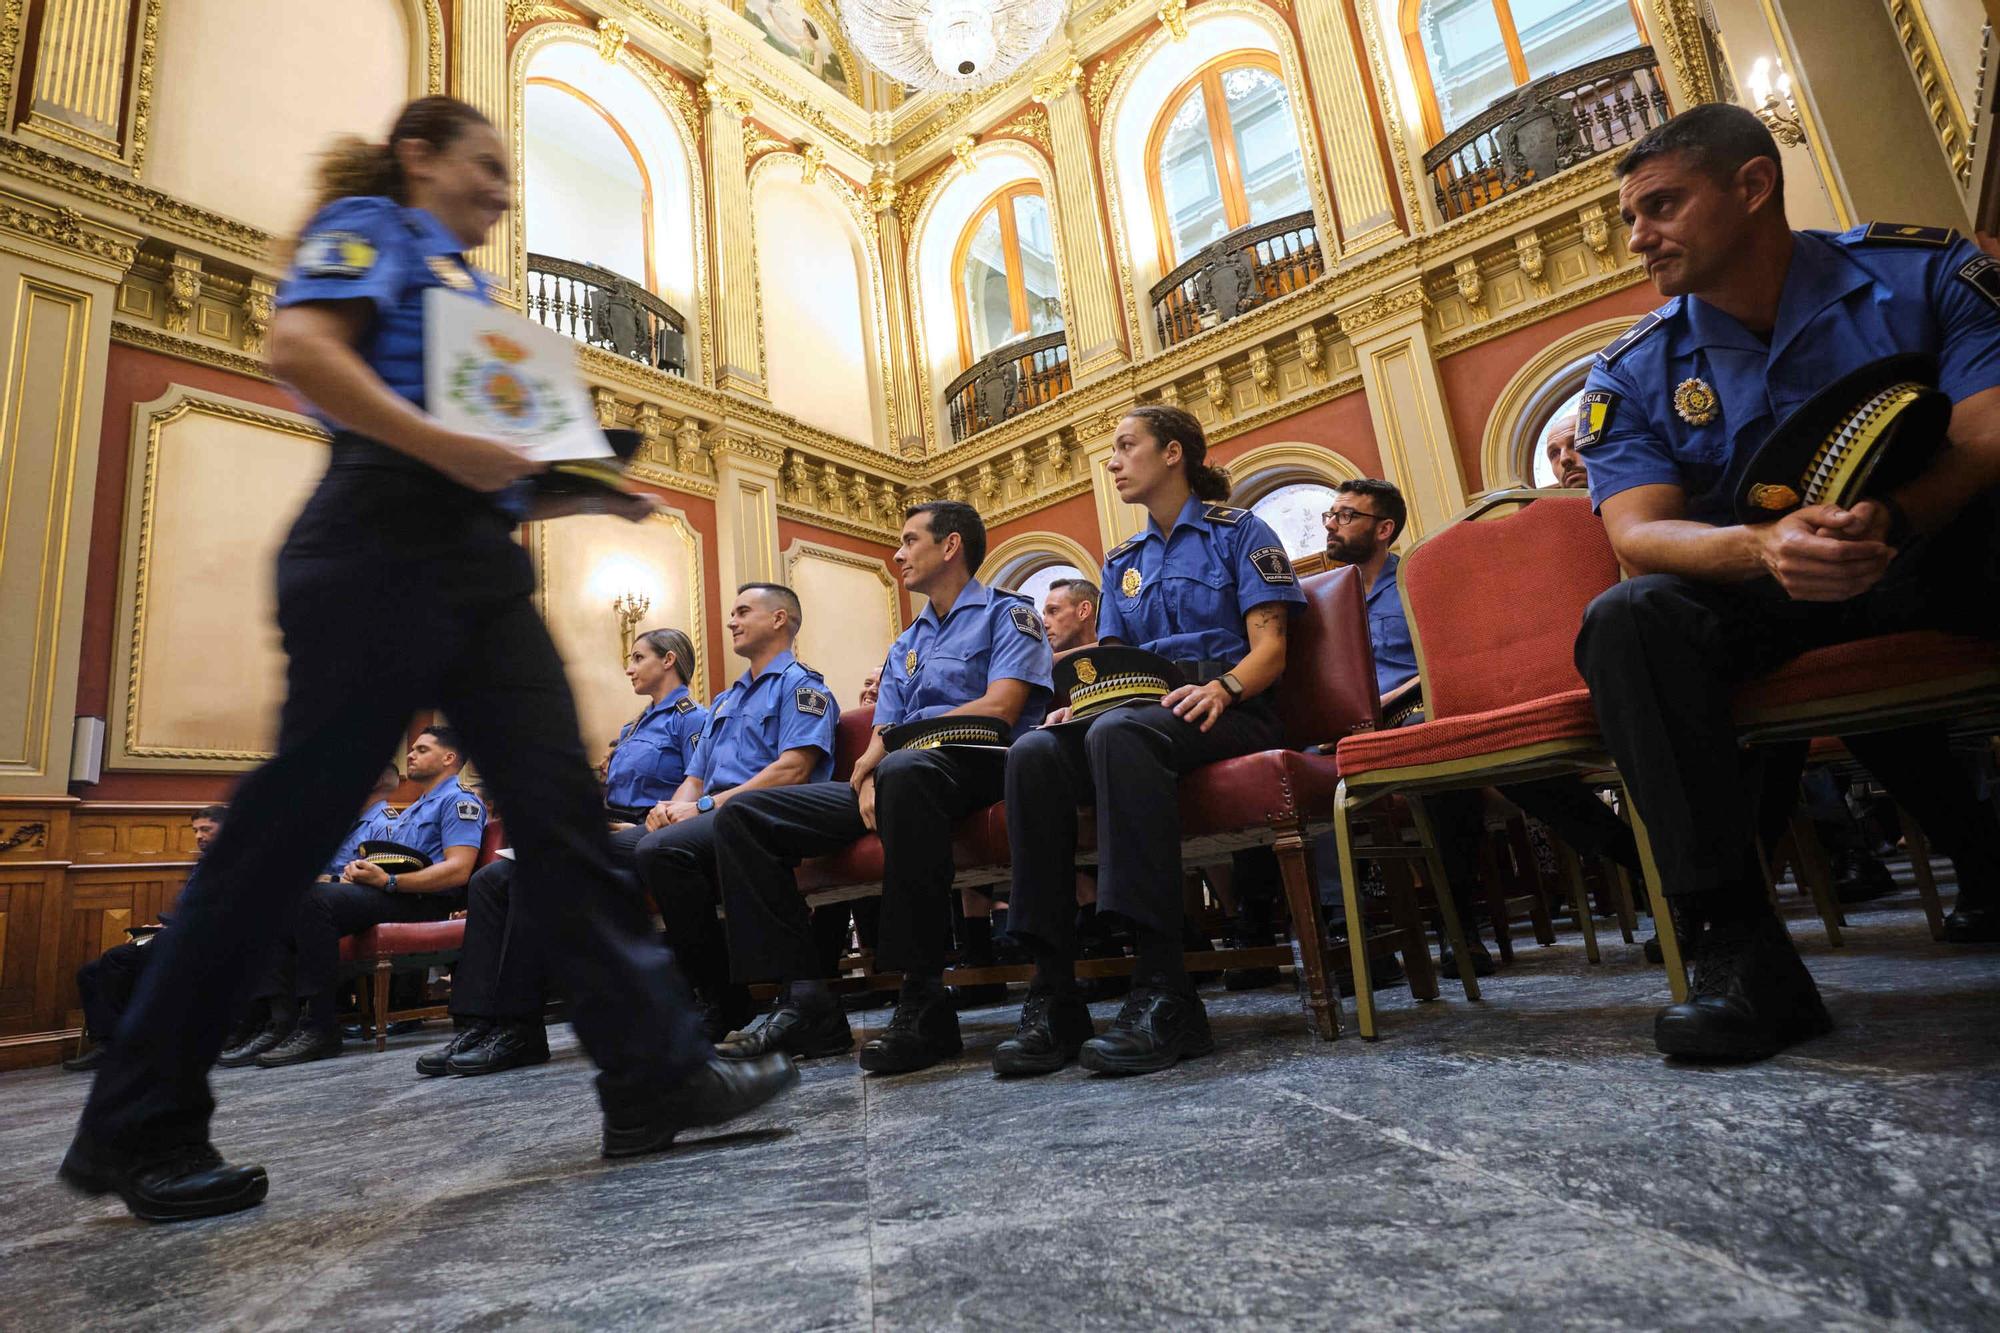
[63,1046,106,1072]
[858,991,962,1075]
[1440,937,1497,979]
[991,987,1095,1076]
[1335,949,1407,998]
[1831,849,1897,904]
[255,1024,342,1068]
[715,998,852,1061]
[218,1020,291,1068]
[699,991,759,1044]
[1942,900,2000,943]
[600,1053,799,1159]
[447,1021,549,1076]
[1654,914,1832,1062]
[1079,981,1214,1075]
[59,1138,268,1223]
[415,1021,493,1077]
[1643,935,1665,965]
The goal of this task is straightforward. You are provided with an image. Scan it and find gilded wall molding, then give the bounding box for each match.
[111,319,272,379]
[1430,266,1646,359]
[423,0,446,94]
[1886,0,1974,183]
[0,139,272,261]
[781,538,903,634]
[0,190,138,269]
[1649,0,1721,106]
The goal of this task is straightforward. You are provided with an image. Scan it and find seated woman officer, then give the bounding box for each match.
[420,628,709,1077]
[996,404,1306,1077]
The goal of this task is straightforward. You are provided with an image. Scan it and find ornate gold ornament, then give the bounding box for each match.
[1159,0,1189,41]
[1031,60,1083,105]
[595,17,628,62]
[1674,377,1719,425]
[951,134,978,173]
[799,142,827,185]
[906,649,919,673]
[866,170,900,214]
[1748,483,1800,511]
[1074,656,1099,684]
[1120,567,1142,598]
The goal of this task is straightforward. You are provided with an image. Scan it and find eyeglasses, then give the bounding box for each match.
[1321,507,1384,526]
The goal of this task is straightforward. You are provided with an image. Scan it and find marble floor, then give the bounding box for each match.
[4,879,1996,1331]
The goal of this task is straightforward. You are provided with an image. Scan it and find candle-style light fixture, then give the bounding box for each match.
[1745,56,1805,147]
[612,589,651,661]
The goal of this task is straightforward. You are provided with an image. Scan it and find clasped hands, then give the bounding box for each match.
[1757,499,1896,602]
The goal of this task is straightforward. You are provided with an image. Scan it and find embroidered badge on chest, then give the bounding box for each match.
[1673,377,1719,425]
[1121,567,1143,598]
[905,648,919,674]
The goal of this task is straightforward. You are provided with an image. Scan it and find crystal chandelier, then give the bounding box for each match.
[839,0,1068,93]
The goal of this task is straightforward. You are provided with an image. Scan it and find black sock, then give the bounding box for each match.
[787,978,834,1011]
[1135,925,1188,989]
[900,972,945,1004]
[305,992,337,1034]
[1683,885,1772,932]
[1028,942,1076,994]
[268,995,299,1032]
[961,913,994,964]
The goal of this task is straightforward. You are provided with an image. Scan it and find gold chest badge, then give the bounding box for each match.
[1120,567,1143,598]
[904,649,918,674]
[1673,377,1719,425]
[1074,658,1098,685]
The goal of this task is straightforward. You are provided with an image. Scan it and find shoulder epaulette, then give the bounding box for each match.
[1856,221,1960,247]
[1202,503,1246,525]
[1596,310,1665,366]
[674,697,696,714]
[1106,535,1140,561]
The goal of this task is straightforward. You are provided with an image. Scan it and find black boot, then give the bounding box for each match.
[415,1020,493,1077]
[60,1138,268,1223]
[600,1054,800,1159]
[255,1023,342,1068]
[218,1017,292,1068]
[1077,980,1214,1076]
[1440,936,1496,979]
[447,1020,550,1075]
[716,986,852,1060]
[1334,949,1407,998]
[1654,914,1832,1061]
[858,985,962,1075]
[62,1045,106,1073]
[991,986,1095,1076]
[1942,862,2000,942]
[1830,849,1896,904]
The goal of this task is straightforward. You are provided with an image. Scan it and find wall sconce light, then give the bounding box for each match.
[1745,56,1805,147]
[612,588,651,661]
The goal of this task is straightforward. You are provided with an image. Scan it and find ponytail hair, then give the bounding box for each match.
[296,96,493,247]
[1124,403,1233,502]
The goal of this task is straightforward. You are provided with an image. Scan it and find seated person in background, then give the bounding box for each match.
[1546,410,1589,490]
[1574,105,2000,1060]
[1042,576,1099,657]
[67,806,229,1073]
[858,665,882,708]
[711,501,1051,1071]
[634,584,837,1036]
[421,628,708,1078]
[234,726,485,1069]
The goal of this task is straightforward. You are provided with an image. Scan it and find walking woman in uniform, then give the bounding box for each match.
[60,97,795,1223]
[995,404,1306,1077]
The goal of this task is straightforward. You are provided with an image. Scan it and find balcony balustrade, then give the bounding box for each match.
[1150,210,1323,350]
[526,252,687,375]
[943,330,1072,444]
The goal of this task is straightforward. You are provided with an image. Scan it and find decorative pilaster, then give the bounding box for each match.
[22,0,158,173]
[712,434,783,601]
[1034,55,1128,381]
[453,0,515,302]
[705,73,766,398]
[1293,0,1401,252]
[867,170,929,456]
[1337,280,1466,540]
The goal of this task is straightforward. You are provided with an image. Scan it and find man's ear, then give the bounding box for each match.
[1737,154,1781,216]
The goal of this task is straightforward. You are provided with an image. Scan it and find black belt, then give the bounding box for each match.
[604,803,651,824]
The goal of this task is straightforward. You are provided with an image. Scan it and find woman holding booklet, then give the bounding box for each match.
[59,96,797,1224]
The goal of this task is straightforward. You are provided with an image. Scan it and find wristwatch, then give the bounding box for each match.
[1218,671,1245,702]
[384,874,399,894]
[695,794,715,814]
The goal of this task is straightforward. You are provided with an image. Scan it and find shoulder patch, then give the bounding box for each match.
[1202,503,1246,525]
[1249,545,1297,586]
[794,686,829,718]
[1106,535,1140,561]
[1596,311,1663,367]
[1574,389,1618,450]
[295,230,378,278]
[1861,221,1960,247]
[1009,604,1045,639]
[674,697,696,714]
[455,799,481,822]
[1956,254,2000,315]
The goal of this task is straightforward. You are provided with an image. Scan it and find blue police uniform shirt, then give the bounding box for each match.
[873,580,1054,737]
[1579,224,2000,524]
[325,799,396,878]
[390,772,487,860]
[1365,554,1418,699]
[688,651,838,790]
[604,685,707,809]
[1097,497,1308,662]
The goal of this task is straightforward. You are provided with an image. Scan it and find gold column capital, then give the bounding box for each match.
[1031,60,1084,106]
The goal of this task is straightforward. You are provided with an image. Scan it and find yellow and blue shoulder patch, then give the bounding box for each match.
[1202,503,1247,525]
[1574,389,1618,450]
[296,230,378,278]
[1595,311,1663,367]
[1860,221,1960,247]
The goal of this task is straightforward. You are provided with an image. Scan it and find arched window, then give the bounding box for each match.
[1249,482,1340,561]
[1145,53,1311,272]
[953,184,1063,369]
[525,79,654,291]
[1402,0,1648,140]
[1010,562,1091,611]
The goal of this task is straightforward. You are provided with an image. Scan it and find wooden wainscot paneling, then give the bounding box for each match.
[0,798,75,1067]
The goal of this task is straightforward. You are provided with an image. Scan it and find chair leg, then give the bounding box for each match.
[1409,796,1480,1003]
[373,960,392,1054]
[1611,862,1638,943]
[1511,821,1558,947]
[1558,842,1601,964]
[1333,785,1378,1039]
[1623,796,1688,1003]
[1383,859,1439,1001]
[1896,803,1947,940]
[1272,827,1339,1040]
[1477,836,1515,963]
[1787,811,1846,948]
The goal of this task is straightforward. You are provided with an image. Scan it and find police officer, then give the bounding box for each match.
[709,501,1052,1072]
[634,583,838,1036]
[62,98,794,1224]
[425,628,707,1078]
[1574,103,2000,1063]
[996,404,1306,1077]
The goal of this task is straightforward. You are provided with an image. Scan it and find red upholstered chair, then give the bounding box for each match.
[1330,490,1653,1037]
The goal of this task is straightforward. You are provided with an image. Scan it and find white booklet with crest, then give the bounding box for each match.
[423,287,612,465]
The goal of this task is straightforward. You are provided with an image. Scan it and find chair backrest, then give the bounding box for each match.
[478,818,506,867]
[1399,491,1619,719]
[1273,565,1381,747]
[831,705,875,782]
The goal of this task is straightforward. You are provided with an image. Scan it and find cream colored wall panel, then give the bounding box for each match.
[145,0,410,233]
[752,168,883,446]
[783,542,899,712]
[534,509,707,768]
[110,389,325,770]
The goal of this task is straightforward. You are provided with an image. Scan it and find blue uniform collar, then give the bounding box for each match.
[1367,553,1401,602]
[643,684,691,716]
[1681,232,1872,361]
[1137,494,1209,543]
[919,578,990,627]
[405,205,467,256]
[734,649,798,690]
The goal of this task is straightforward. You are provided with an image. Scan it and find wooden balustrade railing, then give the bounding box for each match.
[525,253,687,375]
[943,331,1073,444]
[1149,210,1322,350]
